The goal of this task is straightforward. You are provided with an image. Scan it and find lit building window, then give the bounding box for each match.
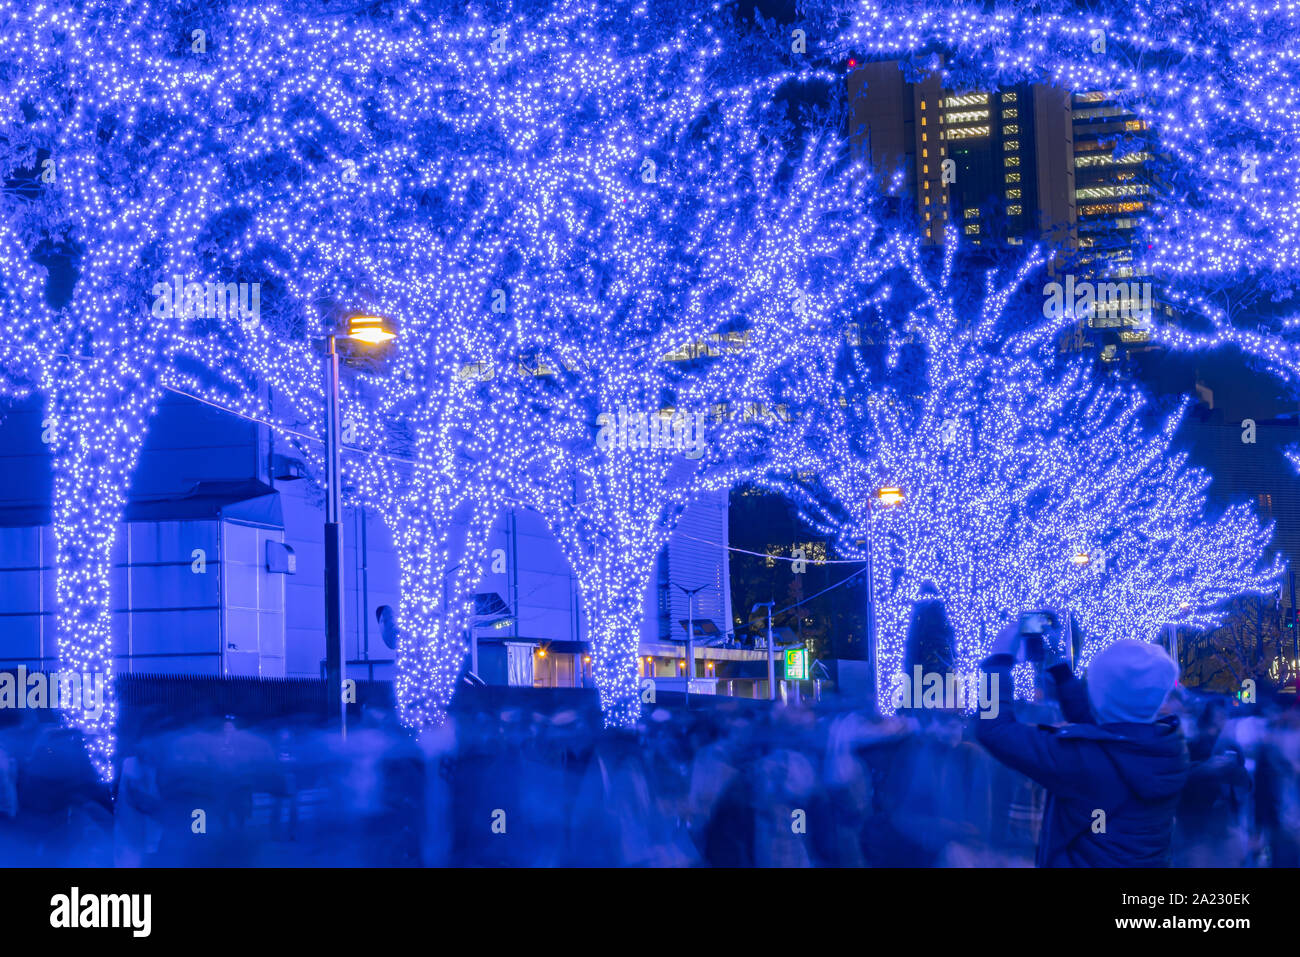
[1076,185,1148,200]
[1007,204,1022,215]
[1002,108,1018,119]
[964,207,979,219]
[1003,124,1019,135]
[1005,155,1020,167]
[923,164,928,174]
[1002,92,1017,102]
[922,148,928,158]
[964,223,980,235]
[1006,188,1021,199]
[943,93,989,108]
[1004,140,1020,151]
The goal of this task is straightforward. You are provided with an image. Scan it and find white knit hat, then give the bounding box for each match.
[1085,639,1180,725]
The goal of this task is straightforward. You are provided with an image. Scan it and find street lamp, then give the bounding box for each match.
[876,486,904,507]
[752,600,776,700]
[674,582,709,709]
[865,486,903,711]
[345,313,397,344]
[323,312,396,735]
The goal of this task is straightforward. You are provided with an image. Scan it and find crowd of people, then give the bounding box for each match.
[0,677,1297,867]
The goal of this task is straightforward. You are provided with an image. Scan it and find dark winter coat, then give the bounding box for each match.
[975,654,1189,867]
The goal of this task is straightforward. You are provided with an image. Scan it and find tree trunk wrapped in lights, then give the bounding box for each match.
[458,1,894,725]
[0,0,266,775]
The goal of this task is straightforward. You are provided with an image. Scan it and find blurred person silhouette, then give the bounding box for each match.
[0,712,23,863]
[416,712,459,867]
[18,721,112,865]
[751,747,828,867]
[1255,700,1300,867]
[213,714,275,863]
[573,728,687,866]
[684,713,737,848]
[904,582,956,682]
[700,734,762,866]
[0,717,20,822]
[822,711,874,867]
[864,714,991,866]
[270,727,300,845]
[373,708,426,867]
[114,736,163,867]
[1173,696,1250,867]
[976,620,1189,867]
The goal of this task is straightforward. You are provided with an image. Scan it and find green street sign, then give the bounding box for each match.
[785,647,809,681]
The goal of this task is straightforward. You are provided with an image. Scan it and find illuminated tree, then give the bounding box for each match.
[224,200,525,731]
[140,3,541,730]
[0,0,258,776]
[177,0,862,730]
[445,2,894,726]
[789,233,1281,708]
[0,0,456,760]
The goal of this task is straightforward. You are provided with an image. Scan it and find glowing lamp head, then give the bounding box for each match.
[1070,551,1091,566]
[346,313,396,344]
[877,487,903,506]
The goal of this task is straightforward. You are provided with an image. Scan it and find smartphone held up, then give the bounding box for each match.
[1018,610,1061,663]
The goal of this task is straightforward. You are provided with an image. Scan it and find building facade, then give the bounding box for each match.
[0,391,771,696]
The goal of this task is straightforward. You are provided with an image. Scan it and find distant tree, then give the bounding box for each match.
[784,233,1282,708]
[1180,594,1297,695]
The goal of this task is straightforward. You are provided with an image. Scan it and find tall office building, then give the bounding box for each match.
[1070,90,1166,361]
[848,60,1076,251]
[848,60,1186,365]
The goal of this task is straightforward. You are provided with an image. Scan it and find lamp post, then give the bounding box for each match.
[752,600,776,700]
[323,313,396,735]
[865,487,903,711]
[674,582,709,708]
